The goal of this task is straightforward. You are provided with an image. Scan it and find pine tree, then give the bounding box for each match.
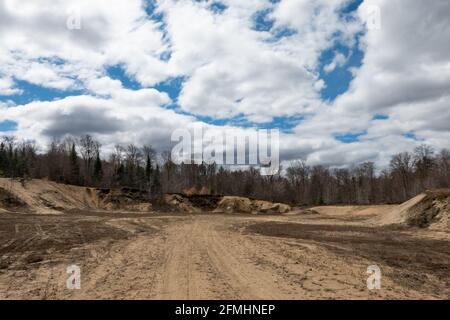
[145,154,153,182]
[69,143,80,184]
[152,164,162,197]
[93,152,103,183]
[0,142,6,177]
[115,163,125,185]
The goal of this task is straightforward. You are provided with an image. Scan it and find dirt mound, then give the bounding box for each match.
[215,196,254,213]
[187,194,222,210]
[311,205,393,217]
[0,178,153,214]
[163,194,292,214]
[199,186,212,195]
[97,188,152,212]
[0,178,94,213]
[380,189,450,231]
[214,196,291,214]
[182,186,212,196]
[182,186,198,197]
[0,187,28,212]
[163,194,201,213]
[253,200,291,214]
[0,178,289,215]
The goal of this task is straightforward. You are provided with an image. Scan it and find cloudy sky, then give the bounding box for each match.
[1,0,449,167]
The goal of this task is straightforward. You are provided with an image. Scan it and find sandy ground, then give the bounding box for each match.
[0,209,449,300]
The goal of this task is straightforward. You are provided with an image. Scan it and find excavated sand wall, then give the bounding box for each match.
[214,196,291,214]
[163,194,292,214]
[378,189,450,231]
[0,178,153,213]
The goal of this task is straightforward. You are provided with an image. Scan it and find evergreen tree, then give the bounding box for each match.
[17,146,27,177]
[152,164,162,197]
[0,142,6,176]
[115,163,125,185]
[145,154,153,182]
[69,143,80,184]
[93,152,103,183]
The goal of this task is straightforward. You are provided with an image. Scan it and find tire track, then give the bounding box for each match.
[201,218,289,300]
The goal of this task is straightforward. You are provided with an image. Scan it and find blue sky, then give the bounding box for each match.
[90,0,365,134]
[0,80,85,106]
[1,0,365,112]
[0,120,17,132]
[1,0,363,123]
[319,41,364,102]
[1,0,449,166]
[0,0,384,145]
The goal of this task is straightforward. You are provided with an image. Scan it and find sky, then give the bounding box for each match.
[1,0,450,168]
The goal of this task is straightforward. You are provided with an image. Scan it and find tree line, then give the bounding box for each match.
[1,135,449,205]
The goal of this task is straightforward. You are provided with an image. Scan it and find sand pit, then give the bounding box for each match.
[162,194,292,214]
[311,205,395,218]
[0,178,153,214]
[0,186,28,212]
[0,180,449,300]
[0,179,291,215]
[163,194,201,213]
[310,192,450,232]
[214,196,291,214]
[378,189,450,231]
[0,178,97,213]
[1,211,448,299]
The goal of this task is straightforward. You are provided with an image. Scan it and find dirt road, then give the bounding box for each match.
[0,212,449,299]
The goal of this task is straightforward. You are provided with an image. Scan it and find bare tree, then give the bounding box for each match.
[2,133,450,205]
[436,149,450,187]
[78,134,98,184]
[413,144,435,190]
[390,152,414,201]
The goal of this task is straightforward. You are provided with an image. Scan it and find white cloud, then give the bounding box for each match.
[0,0,170,91]
[1,0,450,168]
[324,52,348,73]
[271,0,360,66]
[0,76,22,95]
[159,0,359,122]
[284,0,450,167]
[20,62,77,90]
[1,87,193,153]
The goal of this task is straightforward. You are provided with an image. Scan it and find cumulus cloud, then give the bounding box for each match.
[159,0,360,122]
[0,0,170,91]
[0,76,22,95]
[1,89,195,153]
[291,0,450,166]
[1,0,450,168]
[324,52,348,73]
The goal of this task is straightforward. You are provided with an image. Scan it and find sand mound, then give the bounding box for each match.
[0,178,291,215]
[253,200,291,214]
[164,194,292,214]
[380,189,450,231]
[163,194,201,213]
[214,196,291,214]
[215,196,253,213]
[0,186,28,212]
[0,178,153,214]
[311,205,394,217]
[96,188,152,212]
[0,178,96,213]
